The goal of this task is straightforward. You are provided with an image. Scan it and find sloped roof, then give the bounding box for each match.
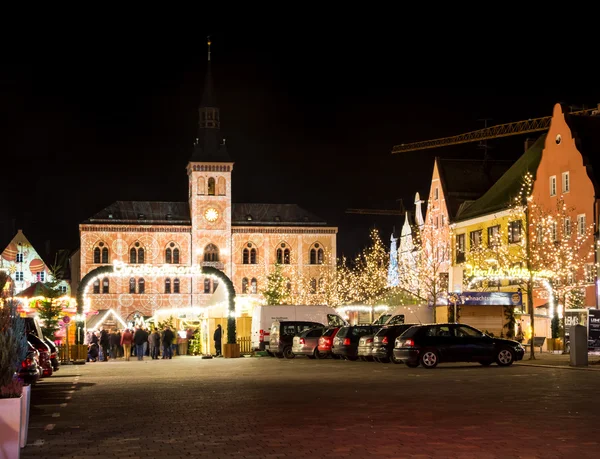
[16,281,52,298]
[455,134,546,222]
[437,158,514,221]
[231,203,328,226]
[83,201,191,225]
[565,113,600,195]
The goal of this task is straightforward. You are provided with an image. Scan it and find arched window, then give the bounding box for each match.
[93,279,100,294]
[138,278,145,294]
[318,277,324,292]
[102,277,109,294]
[309,243,324,265]
[197,176,205,195]
[204,244,219,262]
[93,247,101,264]
[130,247,137,264]
[251,278,257,294]
[250,248,257,264]
[310,278,317,294]
[165,247,172,264]
[217,176,226,195]
[102,247,109,264]
[138,248,145,264]
[207,177,215,195]
[276,243,291,264]
[173,278,180,294]
[242,277,248,294]
[243,243,257,264]
[165,243,180,264]
[165,278,171,294]
[243,248,249,264]
[129,278,136,294]
[131,243,144,264]
[204,278,211,293]
[173,248,180,264]
[93,242,109,264]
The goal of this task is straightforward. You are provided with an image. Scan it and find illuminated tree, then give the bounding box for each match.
[262,263,293,305]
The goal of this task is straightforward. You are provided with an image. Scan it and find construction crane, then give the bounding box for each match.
[391,107,598,154]
[346,208,404,215]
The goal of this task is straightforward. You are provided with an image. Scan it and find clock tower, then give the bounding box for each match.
[187,37,234,283]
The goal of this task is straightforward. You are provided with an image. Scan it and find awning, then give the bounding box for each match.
[86,309,128,331]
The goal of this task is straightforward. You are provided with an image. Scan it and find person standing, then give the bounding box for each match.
[214,324,222,357]
[162,326,175,359]
[121,328,134,361]
[99,328,110,361]
[133,327,149,361]
[149,328,160,359]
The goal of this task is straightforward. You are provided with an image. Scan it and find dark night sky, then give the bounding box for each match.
[2,28,600,262]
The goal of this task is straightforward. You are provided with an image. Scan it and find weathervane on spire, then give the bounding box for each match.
[207,36,211,61]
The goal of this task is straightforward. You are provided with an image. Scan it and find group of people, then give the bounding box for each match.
[85,325,178,362]
[85,323,224,361]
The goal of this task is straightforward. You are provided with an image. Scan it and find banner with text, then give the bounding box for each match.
[448,291,522,307]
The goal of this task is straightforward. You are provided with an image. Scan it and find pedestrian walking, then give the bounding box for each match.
[214,324,222,357]
[133,327,149,361]
[121,328,134,361]
[162,326,175,359]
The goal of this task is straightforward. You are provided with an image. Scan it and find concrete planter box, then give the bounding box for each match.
[0,396,22,458]
[20,384,30,448]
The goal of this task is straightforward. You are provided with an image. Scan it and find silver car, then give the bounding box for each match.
[292,327,326,359]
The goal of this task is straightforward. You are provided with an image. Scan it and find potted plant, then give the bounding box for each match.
[1,294,28,458]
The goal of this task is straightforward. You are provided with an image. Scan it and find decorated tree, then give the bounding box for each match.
[567,288,586,309]
[346,228,389,305]
[262,263,293,305]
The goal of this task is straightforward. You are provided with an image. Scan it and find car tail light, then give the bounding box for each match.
[259,329,264,342]
[50,352,57,359]
[299,338,305,345]
[382,336,388,345]
[21,357,34,369]
[402,339,415,348]
[366,338,373,344]
[319,337,330,345]
[343,338,351,346]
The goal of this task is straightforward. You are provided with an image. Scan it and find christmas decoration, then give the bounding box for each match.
[387,231,400,288]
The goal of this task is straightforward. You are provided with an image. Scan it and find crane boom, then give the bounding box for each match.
[346,209,404,215]
[391,108,597,154]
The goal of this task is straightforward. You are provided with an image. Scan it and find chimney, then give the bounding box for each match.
[524,138,536,152]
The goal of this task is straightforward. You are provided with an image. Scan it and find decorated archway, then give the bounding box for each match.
[75,262,237,346]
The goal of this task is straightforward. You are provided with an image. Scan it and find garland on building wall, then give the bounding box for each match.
[76,265,115,314]
[201,266,237,345]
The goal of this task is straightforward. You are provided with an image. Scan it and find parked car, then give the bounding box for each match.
[372,324,418,363]
[270,321,325,359]
[292,327,327,358]
[18,342,41,385]
[357,334,376,361]
[317,326,341,358]
[393,323,525,368]
[252,305,346,352]
[44,337,60,372]
[332,325,381,360]
[27,333,53,377]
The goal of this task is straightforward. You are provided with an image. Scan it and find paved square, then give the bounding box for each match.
[21,356,600,458]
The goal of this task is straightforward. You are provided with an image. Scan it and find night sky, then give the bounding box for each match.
[2,29,600,263]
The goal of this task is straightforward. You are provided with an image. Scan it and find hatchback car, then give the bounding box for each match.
[332,325,380,360]
[317,326,341,358]
[394,323,525,368]
[292,327,326,358]
[372,324,417,363]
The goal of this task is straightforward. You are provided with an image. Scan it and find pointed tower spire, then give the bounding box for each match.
[190,37,231,162]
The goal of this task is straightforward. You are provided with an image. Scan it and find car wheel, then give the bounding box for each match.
[314,348,326,359]
[420,349,439,369]
[496,348,515,366]
[283,346,295,359]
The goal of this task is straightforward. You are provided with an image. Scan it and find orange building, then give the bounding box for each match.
[77,46,337,326]
[531,103,600,308]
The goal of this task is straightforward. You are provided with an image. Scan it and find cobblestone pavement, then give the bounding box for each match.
[21,355,600,459]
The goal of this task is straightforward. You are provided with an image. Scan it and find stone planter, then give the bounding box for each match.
[0,396,22,459]
[223,343,240,358]
[20,385,30,448]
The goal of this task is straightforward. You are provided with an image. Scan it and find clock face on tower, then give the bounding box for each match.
[204,207,219,222]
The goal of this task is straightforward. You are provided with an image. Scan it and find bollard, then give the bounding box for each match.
[569,324,588,367]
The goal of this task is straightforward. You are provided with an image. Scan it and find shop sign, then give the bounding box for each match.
[588,309,600,349]
[448,291,522,307]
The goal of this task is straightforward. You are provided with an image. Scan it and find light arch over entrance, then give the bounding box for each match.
[75,262,237,346]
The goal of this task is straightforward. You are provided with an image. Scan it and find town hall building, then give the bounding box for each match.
[77,43,337,327]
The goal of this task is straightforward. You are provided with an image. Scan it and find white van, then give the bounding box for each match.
[251,305,347,351]
[373,305,433,326]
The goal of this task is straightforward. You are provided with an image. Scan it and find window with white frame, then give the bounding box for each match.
[551,221,558,241]
[15,272,23,282]
[563,217,571,238]
[562,171,570,193]
[585,264,596,283]
[578,214,586,236]
[550,176,556,196]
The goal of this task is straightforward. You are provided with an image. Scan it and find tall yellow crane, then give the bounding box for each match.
[347,106,598,215]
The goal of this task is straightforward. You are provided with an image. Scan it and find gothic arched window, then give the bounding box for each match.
[93,247,100,264]
[173,278,180,294]
[242,277,248,294]
[251,278,257,294]
[165,278,171,294]
[204,244,219,262]
[207,177,215,196]
[138,278,145,294]
[129,278,136,294]
[93,279,100,294]
[309,243,324,265]
[217,176,226,196]
[102,278,109,294]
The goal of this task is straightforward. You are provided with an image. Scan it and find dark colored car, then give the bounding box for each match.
[270,321,325,359]
[44,337,60,372]
[27,333,53,377]
[317,326,341,358]
[394,323,525,369]
[332,325,380,360]
[18,342,41,385]
[372,324,417,363]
